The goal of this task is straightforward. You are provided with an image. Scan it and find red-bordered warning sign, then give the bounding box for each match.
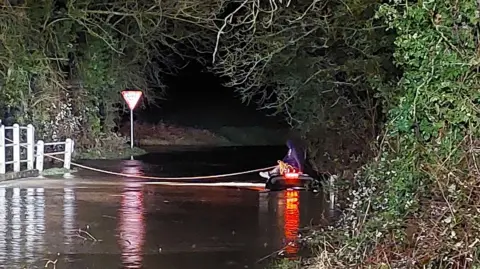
[121,90,143,110]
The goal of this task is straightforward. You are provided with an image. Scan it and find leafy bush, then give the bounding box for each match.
[293,0,480,267]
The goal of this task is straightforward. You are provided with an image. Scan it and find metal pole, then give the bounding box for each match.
[130,109,134,149]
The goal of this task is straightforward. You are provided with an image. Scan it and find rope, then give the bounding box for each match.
[57,157,276,180]
[3,136,275,180]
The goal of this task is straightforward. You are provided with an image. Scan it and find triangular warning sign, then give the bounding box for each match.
[121,90,143,110]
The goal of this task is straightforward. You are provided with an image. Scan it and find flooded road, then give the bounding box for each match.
[0,146,333,269]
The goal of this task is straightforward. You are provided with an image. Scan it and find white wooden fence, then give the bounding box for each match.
[0,123,74,175]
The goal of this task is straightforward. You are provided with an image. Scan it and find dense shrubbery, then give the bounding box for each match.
[0,1,151,148]
[0,0,213,148]
[2,0,479,266]
[299,0,480,267]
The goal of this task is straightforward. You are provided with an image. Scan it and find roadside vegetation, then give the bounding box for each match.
[1,0,479,267]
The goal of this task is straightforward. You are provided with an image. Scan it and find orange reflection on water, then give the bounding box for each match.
[118,186,146,269]
[284,189,300,255]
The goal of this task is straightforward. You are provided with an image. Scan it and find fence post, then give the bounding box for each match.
[63,138,74,178]
[36,140,44,173]
[26,124,35,170]
[12,124,20,172]
[64,138,72,170]
[0,125,4,174]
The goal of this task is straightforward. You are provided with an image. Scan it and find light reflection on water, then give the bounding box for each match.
[118,187,146,268]
[63,187,76,253]
[25,188,35,264]
[0,188,46,266]
[284,189,300,256]
[118,158,147,268]
[0,188,6,265]
[11,187,21,263]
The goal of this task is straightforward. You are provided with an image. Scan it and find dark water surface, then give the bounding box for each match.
[0,146,333,269]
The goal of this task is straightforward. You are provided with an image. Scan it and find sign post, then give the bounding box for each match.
[121,90,143,149]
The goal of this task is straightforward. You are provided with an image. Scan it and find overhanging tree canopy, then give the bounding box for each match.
[0,0,392,169]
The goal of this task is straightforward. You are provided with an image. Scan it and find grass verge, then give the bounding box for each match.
[214,126,287,145]
[73,122,241,160]
[40,167,78,176]
[70,122,288,161]
[119,122,233,146]
[118,122,289,147]
[75,145,147,160]
[71,131,148,160]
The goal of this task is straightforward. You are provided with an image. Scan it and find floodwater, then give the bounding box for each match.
[0,146,334,269]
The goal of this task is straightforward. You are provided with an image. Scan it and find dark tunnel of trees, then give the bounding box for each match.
[1,0,480,267]
[1,0,392,174]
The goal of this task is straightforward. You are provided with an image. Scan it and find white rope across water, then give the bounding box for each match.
[4,137,274,184]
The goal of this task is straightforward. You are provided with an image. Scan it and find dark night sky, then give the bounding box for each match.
[138,62,287,129]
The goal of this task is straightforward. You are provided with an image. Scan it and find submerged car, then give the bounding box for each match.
[264,165,318,191]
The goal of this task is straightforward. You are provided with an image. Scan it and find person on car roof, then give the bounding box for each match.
[259,139,306,179]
